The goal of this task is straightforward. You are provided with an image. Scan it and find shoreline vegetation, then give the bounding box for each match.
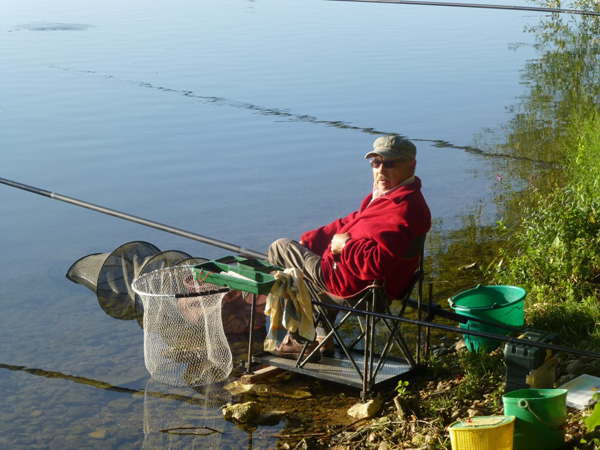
[308,2,599,449]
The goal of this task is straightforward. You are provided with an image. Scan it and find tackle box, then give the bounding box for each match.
[504,329,558,392]
[192,256,280,294]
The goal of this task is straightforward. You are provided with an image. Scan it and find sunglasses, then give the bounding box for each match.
[370,159,404,169]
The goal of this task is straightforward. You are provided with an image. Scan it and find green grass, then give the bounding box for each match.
[487,105,600,349]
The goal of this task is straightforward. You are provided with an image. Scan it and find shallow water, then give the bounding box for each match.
[0,0,570,447]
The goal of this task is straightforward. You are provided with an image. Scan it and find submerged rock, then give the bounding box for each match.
[222,401,261,423]
[293,437,325,450]
[257,410,286,426]
[88,429,107,439]
[224,380,312,398]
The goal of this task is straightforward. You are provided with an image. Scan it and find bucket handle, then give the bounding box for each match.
[517,399,566,430]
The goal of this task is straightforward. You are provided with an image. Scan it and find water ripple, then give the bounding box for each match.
[14,23,95,31]
[52,65,558,167]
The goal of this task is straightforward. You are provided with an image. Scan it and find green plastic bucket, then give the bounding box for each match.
[502,388,567,450]
[449,285,525,352]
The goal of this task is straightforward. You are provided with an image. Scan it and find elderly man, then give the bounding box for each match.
[269,135,431,301]
[267,135,431,360]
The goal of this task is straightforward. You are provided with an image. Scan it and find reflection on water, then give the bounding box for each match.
[478,1,599,170]
[0,362,283,449]
[143,380,231,449]
[0,363,142,396]
[427,0,600,333]
[0,277,271,448]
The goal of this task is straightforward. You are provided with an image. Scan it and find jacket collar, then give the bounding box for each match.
[370,176,421,204]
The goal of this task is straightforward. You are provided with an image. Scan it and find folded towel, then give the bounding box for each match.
[264,268,316,352]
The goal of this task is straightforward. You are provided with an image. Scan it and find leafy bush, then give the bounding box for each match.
[488,107,600,346]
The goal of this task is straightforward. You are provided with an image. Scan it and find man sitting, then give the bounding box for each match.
[268,135,431,359]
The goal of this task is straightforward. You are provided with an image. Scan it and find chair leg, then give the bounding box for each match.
[308,285,422,399]
[313,304,365,378]
[295,340,321,368]
[381,315,417,368]
[361,290,373,400]
[245,293,256,374]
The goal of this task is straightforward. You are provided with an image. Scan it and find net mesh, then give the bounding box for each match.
[66,241,205,324]
[132,266,233,387]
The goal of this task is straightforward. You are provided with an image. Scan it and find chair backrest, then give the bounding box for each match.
[402,234,426,260]
[391,234,426,305]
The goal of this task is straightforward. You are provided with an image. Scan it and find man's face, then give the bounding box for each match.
[371,157,416,192]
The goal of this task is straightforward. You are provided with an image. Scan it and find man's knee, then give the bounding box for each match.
[268,238,294,265]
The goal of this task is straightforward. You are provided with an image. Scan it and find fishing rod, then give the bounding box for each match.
[312,299,600,360]
[0,177,268,260]
[331,0,600,17]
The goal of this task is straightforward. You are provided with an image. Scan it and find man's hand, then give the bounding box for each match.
[331,233,351,255]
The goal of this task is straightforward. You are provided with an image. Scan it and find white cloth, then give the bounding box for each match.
[264,268,316,352]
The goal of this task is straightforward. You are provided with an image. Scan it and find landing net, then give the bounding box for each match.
[132,266,232,387]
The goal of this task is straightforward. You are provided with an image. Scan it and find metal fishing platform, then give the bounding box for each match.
[251,351,419,392]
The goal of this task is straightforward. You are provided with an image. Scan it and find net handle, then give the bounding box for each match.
[175,288,229,298]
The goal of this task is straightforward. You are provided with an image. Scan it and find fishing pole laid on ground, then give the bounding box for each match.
[3,176,600,360]
[312,299,600,360]
[330,0,600,17]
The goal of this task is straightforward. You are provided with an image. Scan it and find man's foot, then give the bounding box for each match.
[316,335,335,358]
[271,333,321,363]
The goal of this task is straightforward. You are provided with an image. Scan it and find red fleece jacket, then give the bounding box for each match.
[300,177,431,299]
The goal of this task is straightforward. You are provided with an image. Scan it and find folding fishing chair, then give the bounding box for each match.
[248,235,427,400]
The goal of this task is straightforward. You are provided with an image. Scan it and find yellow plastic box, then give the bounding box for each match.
[448,415,515,450]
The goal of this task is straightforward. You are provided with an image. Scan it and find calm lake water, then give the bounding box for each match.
[0,0,569,447]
